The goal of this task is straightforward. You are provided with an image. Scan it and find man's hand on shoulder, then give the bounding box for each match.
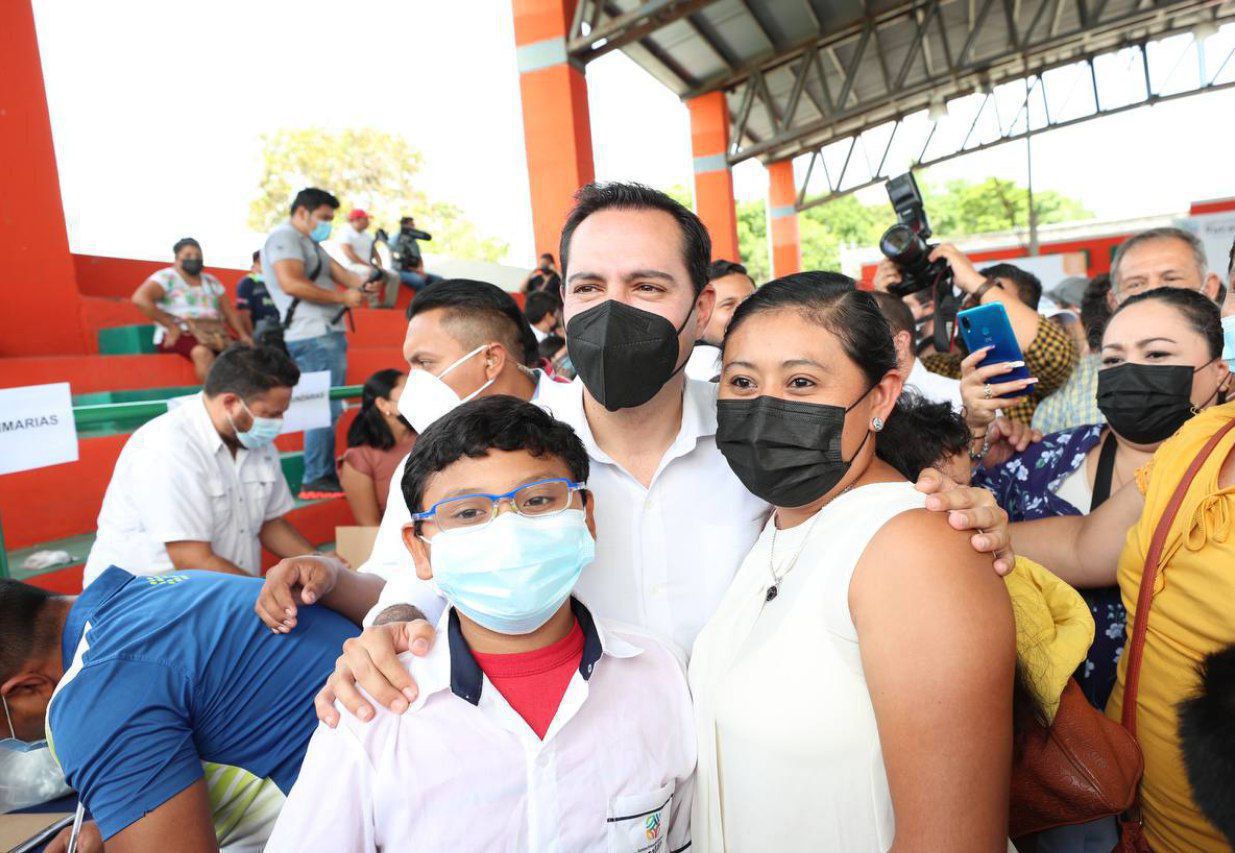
[315,617,437,728]
[914,467,1014,575]
[255,554,344,633]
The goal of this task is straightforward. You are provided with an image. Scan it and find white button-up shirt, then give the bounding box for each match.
[266,601,696,853]
[84,395,294,586]
[368,378,770,655]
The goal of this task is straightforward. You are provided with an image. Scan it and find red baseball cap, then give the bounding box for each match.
[347,209,369,221]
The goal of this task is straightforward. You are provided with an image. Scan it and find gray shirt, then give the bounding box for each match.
[261,221,345,342]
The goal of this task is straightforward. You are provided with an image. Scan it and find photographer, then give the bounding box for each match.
[389,215,443,293]
[875,246,1077,423]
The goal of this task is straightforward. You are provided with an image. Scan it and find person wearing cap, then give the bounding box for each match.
[332,209,378,278]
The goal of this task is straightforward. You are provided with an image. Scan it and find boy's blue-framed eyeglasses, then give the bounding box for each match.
[411,478,586,533]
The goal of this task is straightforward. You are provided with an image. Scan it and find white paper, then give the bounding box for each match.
[1179,211,1235,278]
[281,370,332,434]
[0,383,79,475]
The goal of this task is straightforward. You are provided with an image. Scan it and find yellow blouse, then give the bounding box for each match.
[1106,402,1235,852]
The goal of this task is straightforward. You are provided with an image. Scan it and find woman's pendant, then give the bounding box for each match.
[765,585,778,602]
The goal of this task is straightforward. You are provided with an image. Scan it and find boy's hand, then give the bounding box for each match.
[315,620,437,727]
[256,555,344,632]
[46,820,103,853]
[914,468,1015,575]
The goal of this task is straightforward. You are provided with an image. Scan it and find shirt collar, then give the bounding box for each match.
[185,393,226,454]
[61,567,135,670]
[428,598,635,708]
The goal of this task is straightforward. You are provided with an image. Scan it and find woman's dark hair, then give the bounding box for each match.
[173,237,201,258]
[560,182,711,296]
[347,368,406,451]
[1081,274,1112,351]
[401,395,589,519]
[724,272,892,388]
[1110,285,1224,359]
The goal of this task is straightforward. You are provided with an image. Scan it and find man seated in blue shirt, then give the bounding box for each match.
[0,568,363,852]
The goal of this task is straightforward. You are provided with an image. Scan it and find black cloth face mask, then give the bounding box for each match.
[716,391,873,508]
[1096,361,1215,445]
[181,258,204,276]
[566,299,693,411]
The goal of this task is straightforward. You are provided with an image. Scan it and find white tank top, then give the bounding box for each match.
[688,481,928,852]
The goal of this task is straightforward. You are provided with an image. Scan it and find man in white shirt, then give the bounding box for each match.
[873,290,964,411]
[331,209,377,277]
[685,259,756,382]
[85,346,315,586]
[524,289,563,343]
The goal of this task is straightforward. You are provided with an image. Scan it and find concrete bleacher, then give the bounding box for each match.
[1,254,412,592]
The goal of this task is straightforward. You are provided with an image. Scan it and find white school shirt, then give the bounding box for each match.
[266,600,696,853]
[366,378,770,655]
[358,370,570,596]
[905,357,964,411]
[330,223,376,276]
[84,395,294,586]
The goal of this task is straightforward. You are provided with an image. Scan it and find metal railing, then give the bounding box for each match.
[0,385,364,580]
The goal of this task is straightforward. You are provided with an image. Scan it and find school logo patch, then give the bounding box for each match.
[146,575,187,586]
[645,813,661,841]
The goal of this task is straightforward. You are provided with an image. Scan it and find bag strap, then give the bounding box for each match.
[1091,431,1120,509]
[280,246,324,330]
[1120,414,1235,738]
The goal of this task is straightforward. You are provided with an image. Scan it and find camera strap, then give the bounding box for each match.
[932,274,959,353]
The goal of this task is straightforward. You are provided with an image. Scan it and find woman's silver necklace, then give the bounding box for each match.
[765,483,855,602]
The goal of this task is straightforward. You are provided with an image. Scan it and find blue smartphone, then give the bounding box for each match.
[956,303,1033,399]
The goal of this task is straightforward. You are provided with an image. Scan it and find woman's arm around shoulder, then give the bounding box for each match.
[850,507,1015,853]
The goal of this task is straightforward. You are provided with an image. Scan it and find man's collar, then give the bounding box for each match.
[61,567,134,670]
[438,598,636,708]
[187,393,226,454]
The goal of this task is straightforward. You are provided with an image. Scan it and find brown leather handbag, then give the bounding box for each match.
[1113,416,1235,852]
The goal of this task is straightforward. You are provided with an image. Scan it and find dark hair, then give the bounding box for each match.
[1178,644,1235,847]
[400,395,589,518]
[871,291,916,338]
[1081,274,1113,351]
[1112,285,1224,359]
[347,368,405,450]
[525,290,562,325]
[708,259,750,282]
[0,580,53,684]
[560,182,711,296]
[203,345,301,399]
[173,237,201,258]
[538,333,566,362]
[290,187,340,216]
[979,263,1043,310]
[540,253,556,263]
[875,390,971,481]
[725,272,889,386]
[251,250,261,264]
[408,279,538,367]
[400,216,415,227]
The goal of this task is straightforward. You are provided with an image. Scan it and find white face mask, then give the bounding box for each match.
[398,345,495,434]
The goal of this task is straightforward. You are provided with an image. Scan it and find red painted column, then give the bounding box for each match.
[513,0,596,260]
[768,159,801,278]
[687,92,739,261]
[0,0,88,356]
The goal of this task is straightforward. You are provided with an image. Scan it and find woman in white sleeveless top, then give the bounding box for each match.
[691,274,1016,852]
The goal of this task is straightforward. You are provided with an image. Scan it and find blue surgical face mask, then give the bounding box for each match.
[310,219,333,243]
[424,509,594,635]
[228,399,283,450]
[1,695,47,754]
[1222,313,1235,370]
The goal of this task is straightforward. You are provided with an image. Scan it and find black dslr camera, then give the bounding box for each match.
[878,173,952,298]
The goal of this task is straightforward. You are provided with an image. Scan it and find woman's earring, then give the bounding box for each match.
[871,417,884,432]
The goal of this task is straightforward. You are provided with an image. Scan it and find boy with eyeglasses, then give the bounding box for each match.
[265,395,694,852]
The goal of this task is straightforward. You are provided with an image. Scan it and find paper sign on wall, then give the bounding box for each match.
[1180,212,1235,278]
[281,370,332,434]
[0,383,79,475]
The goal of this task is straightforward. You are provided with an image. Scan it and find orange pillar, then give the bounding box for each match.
[687,92,739,261]
[513,0,595,259]
[0,0,88,356]
[768,160,801,278]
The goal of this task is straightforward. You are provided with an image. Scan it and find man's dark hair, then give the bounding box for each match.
[538,333,566,362]
[290,187,340,217]
[540,253,556,264]
[408,279,538,367]
[1178,644,1235,847]
[400,216,415,227]
[203,345,301,399]
[875,389,971,481]
[173,237,201,257]
[401,395,589,518]
[560,182,711,296]
[979,262,1043,310]
[872,290,915,339]
[708,259,750,283]
[0,580,53,683]
[525,290,562,326]
[1081,274,1113,351]
[251,250,261,264]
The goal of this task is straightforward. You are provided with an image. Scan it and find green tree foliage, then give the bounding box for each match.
[923,177,1092,237]
[249,127,507,262]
